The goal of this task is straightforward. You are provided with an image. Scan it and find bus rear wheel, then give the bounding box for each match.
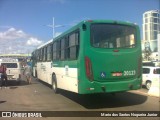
[52,74,59,93]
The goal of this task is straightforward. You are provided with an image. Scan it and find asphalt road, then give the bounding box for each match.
[0,77,159,120]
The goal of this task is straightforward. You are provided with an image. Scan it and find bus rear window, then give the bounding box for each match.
[91,24,136,48]
[1,63,18,68]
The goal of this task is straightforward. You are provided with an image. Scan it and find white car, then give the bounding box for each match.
[0,58,23,84]
[142,66,160,90]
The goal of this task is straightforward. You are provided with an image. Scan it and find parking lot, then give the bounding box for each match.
[0,75,159,120]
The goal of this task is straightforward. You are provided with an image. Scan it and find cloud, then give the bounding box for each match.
[0,27,44,54]
[26,37,43,46]
[0,27,27,40]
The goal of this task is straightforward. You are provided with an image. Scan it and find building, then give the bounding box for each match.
[0,54,31,58]
[158,34,160,61]
[142,10,160,61]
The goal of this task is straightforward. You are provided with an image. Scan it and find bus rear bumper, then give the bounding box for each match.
[79,78,142,94]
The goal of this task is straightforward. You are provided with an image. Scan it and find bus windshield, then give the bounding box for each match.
[91,24,136,48]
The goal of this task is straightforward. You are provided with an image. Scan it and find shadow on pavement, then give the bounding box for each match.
[4,80,34,88]
[59,90,148,109]
[0,101,6,104]
[36,78,148,109]
[34,78,148,109]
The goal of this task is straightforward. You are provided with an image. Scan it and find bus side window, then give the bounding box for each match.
[47,44,52,61]
[65,36,69,59]
[56,40,61,60]
[75,31,80,58]
[38,50,40,61]
[68,31,79,60]
[53,42,57,60]
[52,41,61,60]
[43,47,47,61]
[40,48,43,61]
[60,38,65,60]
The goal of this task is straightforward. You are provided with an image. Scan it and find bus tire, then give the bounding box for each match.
[52,74,59,93]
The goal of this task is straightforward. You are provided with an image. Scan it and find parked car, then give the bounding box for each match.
[0,58,24,84]
[142,66,160,90]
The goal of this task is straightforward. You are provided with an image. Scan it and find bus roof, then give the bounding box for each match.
[33,20,138,51]
[37,39,53,49]
[53,19,138,41]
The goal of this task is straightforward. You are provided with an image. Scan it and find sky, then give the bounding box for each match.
[0,0,159,54]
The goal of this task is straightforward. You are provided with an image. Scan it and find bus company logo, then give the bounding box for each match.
[2,112,11,117]
[100,72,106,78]
[1,112,42,118]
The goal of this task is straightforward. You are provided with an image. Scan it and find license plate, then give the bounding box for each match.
[112,72,122,77]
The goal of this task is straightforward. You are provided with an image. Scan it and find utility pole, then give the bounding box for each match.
[45,17,64,38]
[52,17,55,38]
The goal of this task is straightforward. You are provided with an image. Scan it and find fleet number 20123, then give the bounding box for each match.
[124,70,136,76]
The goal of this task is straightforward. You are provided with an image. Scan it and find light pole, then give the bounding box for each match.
[46,17,64,38]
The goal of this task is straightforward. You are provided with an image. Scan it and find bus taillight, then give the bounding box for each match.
[87,20,93,22]
[85,56,94,81]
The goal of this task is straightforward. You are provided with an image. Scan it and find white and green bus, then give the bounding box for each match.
[32,20,142,94]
